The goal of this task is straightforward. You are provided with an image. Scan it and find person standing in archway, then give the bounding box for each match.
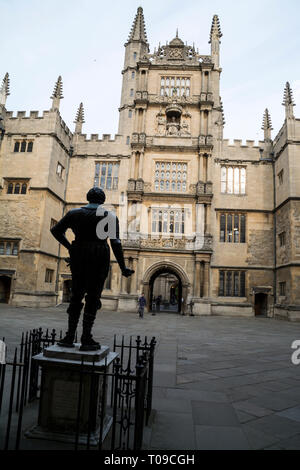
[181,296,186,315]
[156,295,161,313]
[138,293,146,318]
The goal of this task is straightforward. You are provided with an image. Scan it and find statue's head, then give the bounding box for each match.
[86,187,106,204]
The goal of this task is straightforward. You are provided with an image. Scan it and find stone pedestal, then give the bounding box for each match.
[26,344,118,446]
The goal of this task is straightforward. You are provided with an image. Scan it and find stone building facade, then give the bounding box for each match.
[0,8,299,320]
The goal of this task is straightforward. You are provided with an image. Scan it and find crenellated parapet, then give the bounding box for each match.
[72,133,129,158]
[222,139,265,149]
[4,109,72,146]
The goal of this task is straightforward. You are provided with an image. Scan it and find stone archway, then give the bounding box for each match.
[142,261,190,314]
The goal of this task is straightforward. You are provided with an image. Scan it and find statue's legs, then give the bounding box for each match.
[62,241,109,351]
[57,287,85,347]
[80,284,105,351]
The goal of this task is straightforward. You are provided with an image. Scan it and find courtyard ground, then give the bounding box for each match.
[1,303,300,450]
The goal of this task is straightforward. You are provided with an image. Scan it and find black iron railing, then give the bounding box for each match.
[0,329,156,451]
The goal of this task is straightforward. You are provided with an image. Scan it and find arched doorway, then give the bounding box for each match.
[150,269,182,313]
[142,261,190,315]
[0,276,11,303]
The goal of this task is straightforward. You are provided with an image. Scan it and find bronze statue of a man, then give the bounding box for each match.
[50,187,134,351]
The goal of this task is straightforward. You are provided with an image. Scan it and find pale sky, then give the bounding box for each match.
[2,0,300,142]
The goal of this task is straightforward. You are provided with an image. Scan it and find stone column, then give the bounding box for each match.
[207,110,212,136]
[194,260,201,297]
[130,152,136,179]
[207,71,212,93]
[130,257,138,294]
[200,111,204,135]
[134,108,138,133]
[198,153,204,180]
[142,109,146,133]
[203,155,207,182]
[207,154,212,182]
[203,261,210,298]
[205,205,211,234]
[138,151,144,179]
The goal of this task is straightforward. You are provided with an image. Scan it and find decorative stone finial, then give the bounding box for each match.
[261,108,273,140]
[282,82,295,118]
[50,76,64,110]
[209,14,222,44]
[74,102,85,134]
[0,73,10,107]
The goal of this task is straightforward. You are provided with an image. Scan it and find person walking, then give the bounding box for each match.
[155,295,161,313]
[152,296,156,315]
[138,293,146,318]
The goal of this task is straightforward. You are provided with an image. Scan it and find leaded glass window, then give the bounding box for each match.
[154,162,187,193]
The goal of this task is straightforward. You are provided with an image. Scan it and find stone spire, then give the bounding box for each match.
[126,6,148,45]
[209,14,222,44]
[282,81,295,118]
[74,102,85,134]
[0,73,10,107]
[261,108,273,140]
[209,15,222,67]
[50,75,64,111]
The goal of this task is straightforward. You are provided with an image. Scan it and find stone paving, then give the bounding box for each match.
[1,303,300,450]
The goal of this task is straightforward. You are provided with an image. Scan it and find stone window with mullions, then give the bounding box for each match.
[221,166,246,194]
[45,269,54,283]
[152,208,185,234]
[279,281,286,297]
[160,76,191,97]
[220,213,246,243]
[0,239,19,256]
[6,180,28,194]
[154,161,187,192]
[219,270,246,297]
[94,162,120,190]
[13,140,33,152]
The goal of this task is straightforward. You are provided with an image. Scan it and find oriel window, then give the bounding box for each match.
[154,161,187,193]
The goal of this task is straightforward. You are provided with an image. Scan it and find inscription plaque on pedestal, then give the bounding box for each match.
[52,380,79,420]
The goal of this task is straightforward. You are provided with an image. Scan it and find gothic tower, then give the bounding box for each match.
[118,7,149,137]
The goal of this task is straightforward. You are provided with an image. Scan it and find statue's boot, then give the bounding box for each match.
[57,303,83,348]
[80,312,101,351]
